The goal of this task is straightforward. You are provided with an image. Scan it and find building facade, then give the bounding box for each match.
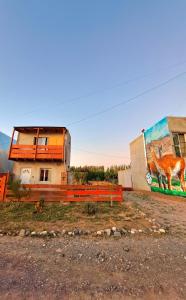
[130,116,186,195]
[130,134,150,191]
[9,126,71,185]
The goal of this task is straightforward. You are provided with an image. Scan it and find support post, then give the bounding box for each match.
[35,128,40,160]
[8,128,15,159]
[3,172,9,202]
[63,128,66,163]
[110,196,113,207]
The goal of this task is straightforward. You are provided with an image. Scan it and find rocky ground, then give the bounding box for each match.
[0,191,186,300]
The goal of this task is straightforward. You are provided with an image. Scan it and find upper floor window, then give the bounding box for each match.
[34,137,48,145]
[173,133,186,157]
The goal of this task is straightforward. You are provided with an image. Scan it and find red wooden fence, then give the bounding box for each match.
[0,173,9,201]
[8,184,123,203]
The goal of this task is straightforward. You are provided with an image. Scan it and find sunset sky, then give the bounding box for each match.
[0,1,186,166]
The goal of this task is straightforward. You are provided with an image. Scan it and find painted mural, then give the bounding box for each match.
[144,117,186,197]
[0,132,13,172]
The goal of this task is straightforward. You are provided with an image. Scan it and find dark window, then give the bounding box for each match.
[40,169,50,181]
[173,133,186,157]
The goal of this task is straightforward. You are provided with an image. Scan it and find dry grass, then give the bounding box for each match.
[0,201,150,232]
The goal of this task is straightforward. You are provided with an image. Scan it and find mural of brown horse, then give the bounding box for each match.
[148,160,167,189]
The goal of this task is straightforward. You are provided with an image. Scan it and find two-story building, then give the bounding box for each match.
[9,126,71,185]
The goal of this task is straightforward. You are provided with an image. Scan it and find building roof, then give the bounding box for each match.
[14,126,68,133]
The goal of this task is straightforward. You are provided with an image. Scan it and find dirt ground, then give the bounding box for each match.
[125,191,186,237]
[0,191,186,300]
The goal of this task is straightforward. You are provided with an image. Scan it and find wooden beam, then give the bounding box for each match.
[62,128,66,164]
[8,128,15,159]
[34,127,40,160]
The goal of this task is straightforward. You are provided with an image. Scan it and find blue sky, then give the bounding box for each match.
[0,1,186,166]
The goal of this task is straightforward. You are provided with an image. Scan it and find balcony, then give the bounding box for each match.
[9,144,64,161]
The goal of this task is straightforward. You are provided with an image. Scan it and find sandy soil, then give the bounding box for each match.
[0,191,186,300]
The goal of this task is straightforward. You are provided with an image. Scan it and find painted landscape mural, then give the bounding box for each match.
[144,117,186,197]
[0,132,13,172]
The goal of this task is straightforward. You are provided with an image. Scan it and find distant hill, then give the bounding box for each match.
[0,132,13,172]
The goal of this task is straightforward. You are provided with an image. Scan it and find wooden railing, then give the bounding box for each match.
[7,184,123,203]
[9,144,64,160]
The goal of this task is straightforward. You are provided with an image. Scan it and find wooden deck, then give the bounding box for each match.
[9,144,64,161]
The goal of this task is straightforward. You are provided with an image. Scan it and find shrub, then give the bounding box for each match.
[84,202,98,215]
[9,179,30,202]
[73,171,88,184]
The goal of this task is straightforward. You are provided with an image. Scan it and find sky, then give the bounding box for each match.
[0,0,186,167]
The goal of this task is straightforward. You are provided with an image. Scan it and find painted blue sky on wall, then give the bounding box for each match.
[0,132,11,151]
[144,117,170,145]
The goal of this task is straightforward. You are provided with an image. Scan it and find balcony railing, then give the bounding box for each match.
[9,144,64,161]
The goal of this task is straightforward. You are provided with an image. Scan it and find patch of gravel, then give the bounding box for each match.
[0,235,186,299]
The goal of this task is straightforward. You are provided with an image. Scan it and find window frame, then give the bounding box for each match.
[33,137,48,146]
[39,168,51,182]
[172,132,186,157]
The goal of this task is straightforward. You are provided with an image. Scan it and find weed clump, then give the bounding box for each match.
[34,196,45,214]
[9,179,30,202]
[84,202,98,215]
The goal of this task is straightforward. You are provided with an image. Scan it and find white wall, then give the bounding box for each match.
[13,161,66,184]
[130,134,150,191]
[118,169,132,188]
